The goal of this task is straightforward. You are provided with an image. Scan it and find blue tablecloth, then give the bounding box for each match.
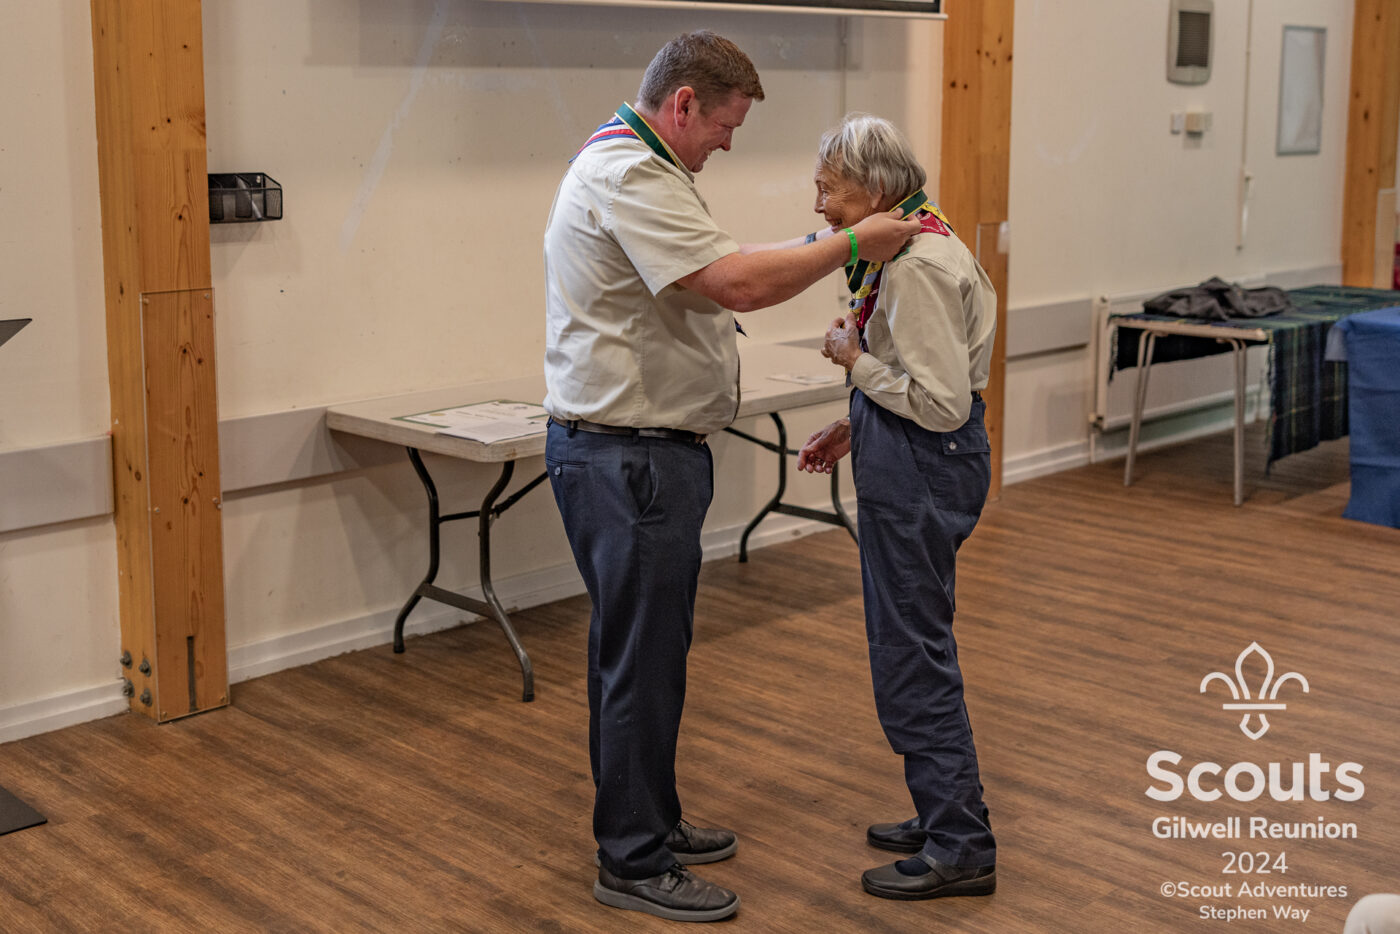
[1332,308,1400,529]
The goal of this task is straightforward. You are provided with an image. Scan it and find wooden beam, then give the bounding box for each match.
[90,0,228,721]
[1342,0,1400,287]
[941,0,1014,500]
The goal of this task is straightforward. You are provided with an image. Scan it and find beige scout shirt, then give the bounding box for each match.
[543,133,742,436]
[849,227,997,433]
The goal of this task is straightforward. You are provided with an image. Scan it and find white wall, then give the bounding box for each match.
[0,3,120,725]
[0,0,937,734]
[1004,0,1355,476]
[202,0,939,414]
[0,4,107,447]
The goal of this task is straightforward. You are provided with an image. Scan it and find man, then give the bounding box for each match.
[543,31,918,923]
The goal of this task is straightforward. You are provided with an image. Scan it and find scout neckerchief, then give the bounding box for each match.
[571,102,681,168]
[570,103,749,338]
[848,189,954,332]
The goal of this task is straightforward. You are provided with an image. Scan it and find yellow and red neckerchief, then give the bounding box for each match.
[849,190,953,330]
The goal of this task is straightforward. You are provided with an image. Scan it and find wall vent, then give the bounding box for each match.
[1168,0,1213,85]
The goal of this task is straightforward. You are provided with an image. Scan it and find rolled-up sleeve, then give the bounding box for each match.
[849,257,973,432]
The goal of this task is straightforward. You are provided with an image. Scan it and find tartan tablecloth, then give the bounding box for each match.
[1111,285,1400,466]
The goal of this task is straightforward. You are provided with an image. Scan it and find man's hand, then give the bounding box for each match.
[849,208,920,264]
[822,313,862,371]
[797,418,852,474]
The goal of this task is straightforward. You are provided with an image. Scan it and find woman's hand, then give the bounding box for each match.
[797,418,852,474]
[822,313,863,371]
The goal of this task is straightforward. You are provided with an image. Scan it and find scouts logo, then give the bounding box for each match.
[1200,642,1309,741]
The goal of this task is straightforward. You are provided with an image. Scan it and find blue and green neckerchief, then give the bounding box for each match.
[571,104,750,334]
[572,102,681,168]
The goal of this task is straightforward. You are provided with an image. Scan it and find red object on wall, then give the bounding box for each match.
[1394,242,1399,290]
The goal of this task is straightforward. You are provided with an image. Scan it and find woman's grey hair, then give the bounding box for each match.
[816,113,926,202]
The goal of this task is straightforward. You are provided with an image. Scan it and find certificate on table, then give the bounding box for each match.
[397,400,549,443]
[767,372,843,385]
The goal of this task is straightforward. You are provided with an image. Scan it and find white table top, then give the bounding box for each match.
[1108,314,1270,343]
[325,342,849,463]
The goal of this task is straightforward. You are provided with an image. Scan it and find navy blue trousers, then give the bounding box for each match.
[849,390,996,869]
[545,422,714,879]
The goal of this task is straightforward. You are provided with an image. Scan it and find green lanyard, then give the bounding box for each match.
[616,102,681,169]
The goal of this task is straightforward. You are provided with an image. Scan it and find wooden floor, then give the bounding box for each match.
[3,427,1398,932]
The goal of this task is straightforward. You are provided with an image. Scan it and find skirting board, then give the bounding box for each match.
[0,682,130,746]
[1003,389,1260,486]
[0,502,855,745]
[1003,438,1094,486]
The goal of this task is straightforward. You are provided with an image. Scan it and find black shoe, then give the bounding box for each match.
[861,854,996,900]
[667,817,738,865]
[594,864,740,922]
[866,817,924,853]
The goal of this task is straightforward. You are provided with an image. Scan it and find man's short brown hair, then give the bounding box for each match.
[636,31,765,113]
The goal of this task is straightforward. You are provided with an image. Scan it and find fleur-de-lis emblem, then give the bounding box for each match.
[1200,642,1309,740]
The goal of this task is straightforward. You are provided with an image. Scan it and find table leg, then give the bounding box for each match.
[726,413,857,563]
[474,461,535,702]
[1231,339,1247,506]
[737,413,788,562]
[393,446,441,653]
[1124,330,1157,487]
[394,447,538,702]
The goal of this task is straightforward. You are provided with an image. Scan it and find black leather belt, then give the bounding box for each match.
[550,418,707,445]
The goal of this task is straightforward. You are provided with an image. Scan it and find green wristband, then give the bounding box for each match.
[843,228,857,267]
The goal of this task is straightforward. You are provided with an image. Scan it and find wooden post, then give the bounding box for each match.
[941,0,1014,500]
[1341,0,1400,288]
[90,0,228,721]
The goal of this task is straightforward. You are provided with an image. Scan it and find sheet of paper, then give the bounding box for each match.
[398,400,549,443]
[767,372,843,385]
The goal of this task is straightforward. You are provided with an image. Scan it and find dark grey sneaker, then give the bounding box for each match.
[667,817,737,864]
[866,817,925,853]
[594,864,740,921]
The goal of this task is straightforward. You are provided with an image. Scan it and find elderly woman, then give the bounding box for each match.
[796,113,998,901]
